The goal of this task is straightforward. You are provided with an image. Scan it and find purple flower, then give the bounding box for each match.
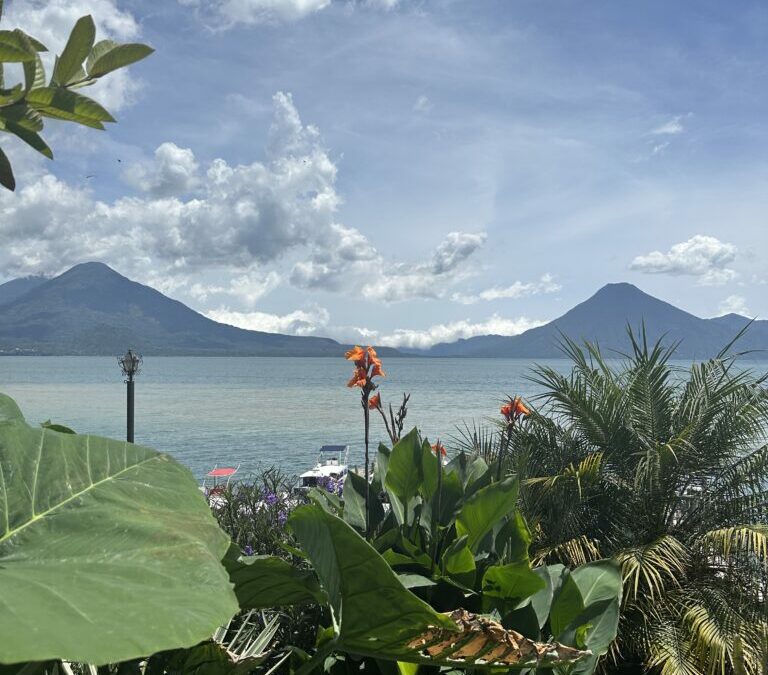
[264,492,279,506]
[242,545,254,556]
[277,510,288,527]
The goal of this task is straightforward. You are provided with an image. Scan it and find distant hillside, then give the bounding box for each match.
[0,276,47,306]
[0,263,398,357]
[427,283,768,359]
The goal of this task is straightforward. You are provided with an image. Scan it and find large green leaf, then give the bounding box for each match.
[25,87,114,128]
[385,429,425,508]
[550,560,622,666]
[0,30,36,62]
[52,15,95,86]
[455,477,519,552]
[289,504,455,651]
[482,562,545,608]
[0,146,14,191]
[222,544,323,609]
[0,393,238,665]
[88,42,154,78]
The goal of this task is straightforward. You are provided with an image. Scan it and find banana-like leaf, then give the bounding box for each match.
[0,393,238,665]
[88,43,154,78]
[385,429,425,507]
[25,87,114,127]
[406,609,588,669]
[52,15,95,86]
[455,477,519,552]
[0,30,36,62]
[288,505,589,669]
[482,561,546,609]
[0,146,14,190]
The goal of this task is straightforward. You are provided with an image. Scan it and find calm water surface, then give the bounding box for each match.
[2,356,765,479]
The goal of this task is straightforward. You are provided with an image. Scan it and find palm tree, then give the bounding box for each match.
[481,331,768,673]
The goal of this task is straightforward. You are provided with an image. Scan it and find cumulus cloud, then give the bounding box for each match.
[291,230,487,303]
[207,305,544,350]
[717,295,751,317]
[630,235,737,285]
[123,143,200,197]
[5,0,143,111]
[452,273,560,304]
[207,305,331,335]
[0,91,485,310]
[372,315,545,350]
[0,92,342,277]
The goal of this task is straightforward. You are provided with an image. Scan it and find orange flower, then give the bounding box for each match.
[501,396,530,421]
[431,442,447,457]
[347,366,368,388]
[368,393,381,409]
[345,345,366,362]
[370,362,385,378]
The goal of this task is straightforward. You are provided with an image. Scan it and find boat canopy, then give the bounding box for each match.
[207,467,238,477]
[319,445,348,453]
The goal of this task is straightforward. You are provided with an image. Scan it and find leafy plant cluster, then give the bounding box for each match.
[0,3,153,190]
[0,389,620,675]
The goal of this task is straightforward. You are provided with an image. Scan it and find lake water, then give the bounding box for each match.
[2,356,766,479]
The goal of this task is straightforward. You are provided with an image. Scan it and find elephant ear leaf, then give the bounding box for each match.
[0,394,238,666]
[288,505,590,670]
[455,477,519,552]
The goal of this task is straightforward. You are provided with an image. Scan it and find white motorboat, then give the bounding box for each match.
[297,444,349,492]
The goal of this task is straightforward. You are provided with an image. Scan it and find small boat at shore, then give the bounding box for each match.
[297,444,349,493]
[201,465,239,507]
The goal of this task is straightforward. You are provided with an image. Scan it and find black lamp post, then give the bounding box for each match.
[118,349,142,443]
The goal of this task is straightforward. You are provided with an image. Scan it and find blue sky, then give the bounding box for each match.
[1,0,767,347]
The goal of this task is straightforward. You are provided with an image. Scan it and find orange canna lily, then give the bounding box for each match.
[368,393,381,409]
[345,345,366,362]
[501,396,530,421]
[370,363,385,378]
[347,366,368,388]
[431,442,447,457]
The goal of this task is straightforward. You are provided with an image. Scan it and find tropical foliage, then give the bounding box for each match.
[483,333,768,674]
[0,3,153,190]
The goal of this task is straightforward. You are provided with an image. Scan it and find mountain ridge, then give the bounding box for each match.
[426,282,767,359]
[0,263,397,357]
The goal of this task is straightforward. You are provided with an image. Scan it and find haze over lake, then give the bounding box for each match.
[3,356,766,480]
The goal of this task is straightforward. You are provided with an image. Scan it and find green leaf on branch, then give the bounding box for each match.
[2,120,52,158]
[52,15,95,86]
[88,42,154,78]
[0,30,36,62]
[0,146,15,190]
[482,562,545,608]
[0,392,238,665]
[26,86,115,128]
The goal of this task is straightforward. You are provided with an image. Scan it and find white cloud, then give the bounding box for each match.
[630,235,737,286]
[0,91,485,309]
[5,0,143,112]
[177,0,331,26]
[452,273,561,304]
[207,306,330,335]
[292,229,487,303]
[413,95,432,113]
[123,143,200,197]
[717,295,751,317]
[205,305,543,350]
[374,315,546,350]
[651,115,686,136]
[0,92,343,278]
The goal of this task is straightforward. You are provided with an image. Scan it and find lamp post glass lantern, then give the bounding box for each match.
[118,349,142,443]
